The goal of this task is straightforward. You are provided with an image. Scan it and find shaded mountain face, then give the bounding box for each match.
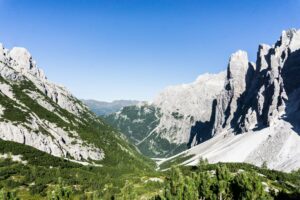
[213,29,300,135]
[0,44,152,170]
[82,99,140,116]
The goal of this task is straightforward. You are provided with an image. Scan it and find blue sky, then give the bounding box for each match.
[0,0,299,101]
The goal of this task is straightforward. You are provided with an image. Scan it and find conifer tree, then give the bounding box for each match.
[120,181,137,200]
[169,166,184,199]
[231,171,271,200]
[183,176,198,200]
[0,189,19,200]
[215,165,231,200]
[262,161,268,169]
[198,171,214,199]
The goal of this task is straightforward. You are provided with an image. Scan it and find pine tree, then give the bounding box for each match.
[169,166,185,199]
[0,189,19,200]
[198,171,214,199]
[215,165,231,200]
[231,171,271,200]
[47,177,72,200]
[183,176,198,200]
[120,181,137,200]
[262,161,268,169]
[197,157,208,171]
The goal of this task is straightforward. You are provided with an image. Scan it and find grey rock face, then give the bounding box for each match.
[212,29,300,135]
[213,50,255,134]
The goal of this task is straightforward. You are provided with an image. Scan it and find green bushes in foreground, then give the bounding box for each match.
[153,161,300,200]
[154,165,271,200]
[1,145,300,200]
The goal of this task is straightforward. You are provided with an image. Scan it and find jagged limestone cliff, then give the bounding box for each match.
[158,29,300,172]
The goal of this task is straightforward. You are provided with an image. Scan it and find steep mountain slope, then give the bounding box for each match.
[106,29,300,172]
[152,72,225,147]
[0,43,152,170]
[82,99,139,116]
[158,120,300,172]
[159,29,300,172]
[105,72,225,157]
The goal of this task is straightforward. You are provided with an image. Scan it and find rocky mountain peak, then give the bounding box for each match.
[0,44,9,63]
[9,47,46,80]
[280,29,300,52]
[226,50,251,92]
[0,44,88,117]
[9,47,33,68]
[229,50,248,63]
[256,44,271,72]
[213,50,255,134]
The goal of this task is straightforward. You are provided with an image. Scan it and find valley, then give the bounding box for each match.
[1,29,300,199]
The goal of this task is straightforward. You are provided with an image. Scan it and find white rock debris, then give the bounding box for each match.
[26,90,55,112]
[0,82,16,100]
[160,120,300,172]
[0,153,28,165]
[0,105,4,116]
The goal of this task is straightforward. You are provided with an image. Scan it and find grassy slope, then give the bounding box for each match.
[1,143,300,200]
[0,139,162,199]
[0,75,154,170]
[0,73,158,198]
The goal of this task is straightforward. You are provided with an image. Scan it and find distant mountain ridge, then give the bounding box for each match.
[82,99,140,116]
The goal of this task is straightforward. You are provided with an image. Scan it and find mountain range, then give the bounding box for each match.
[105,29,300,172]
[1,28,300,199]
[81,99,140,116]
